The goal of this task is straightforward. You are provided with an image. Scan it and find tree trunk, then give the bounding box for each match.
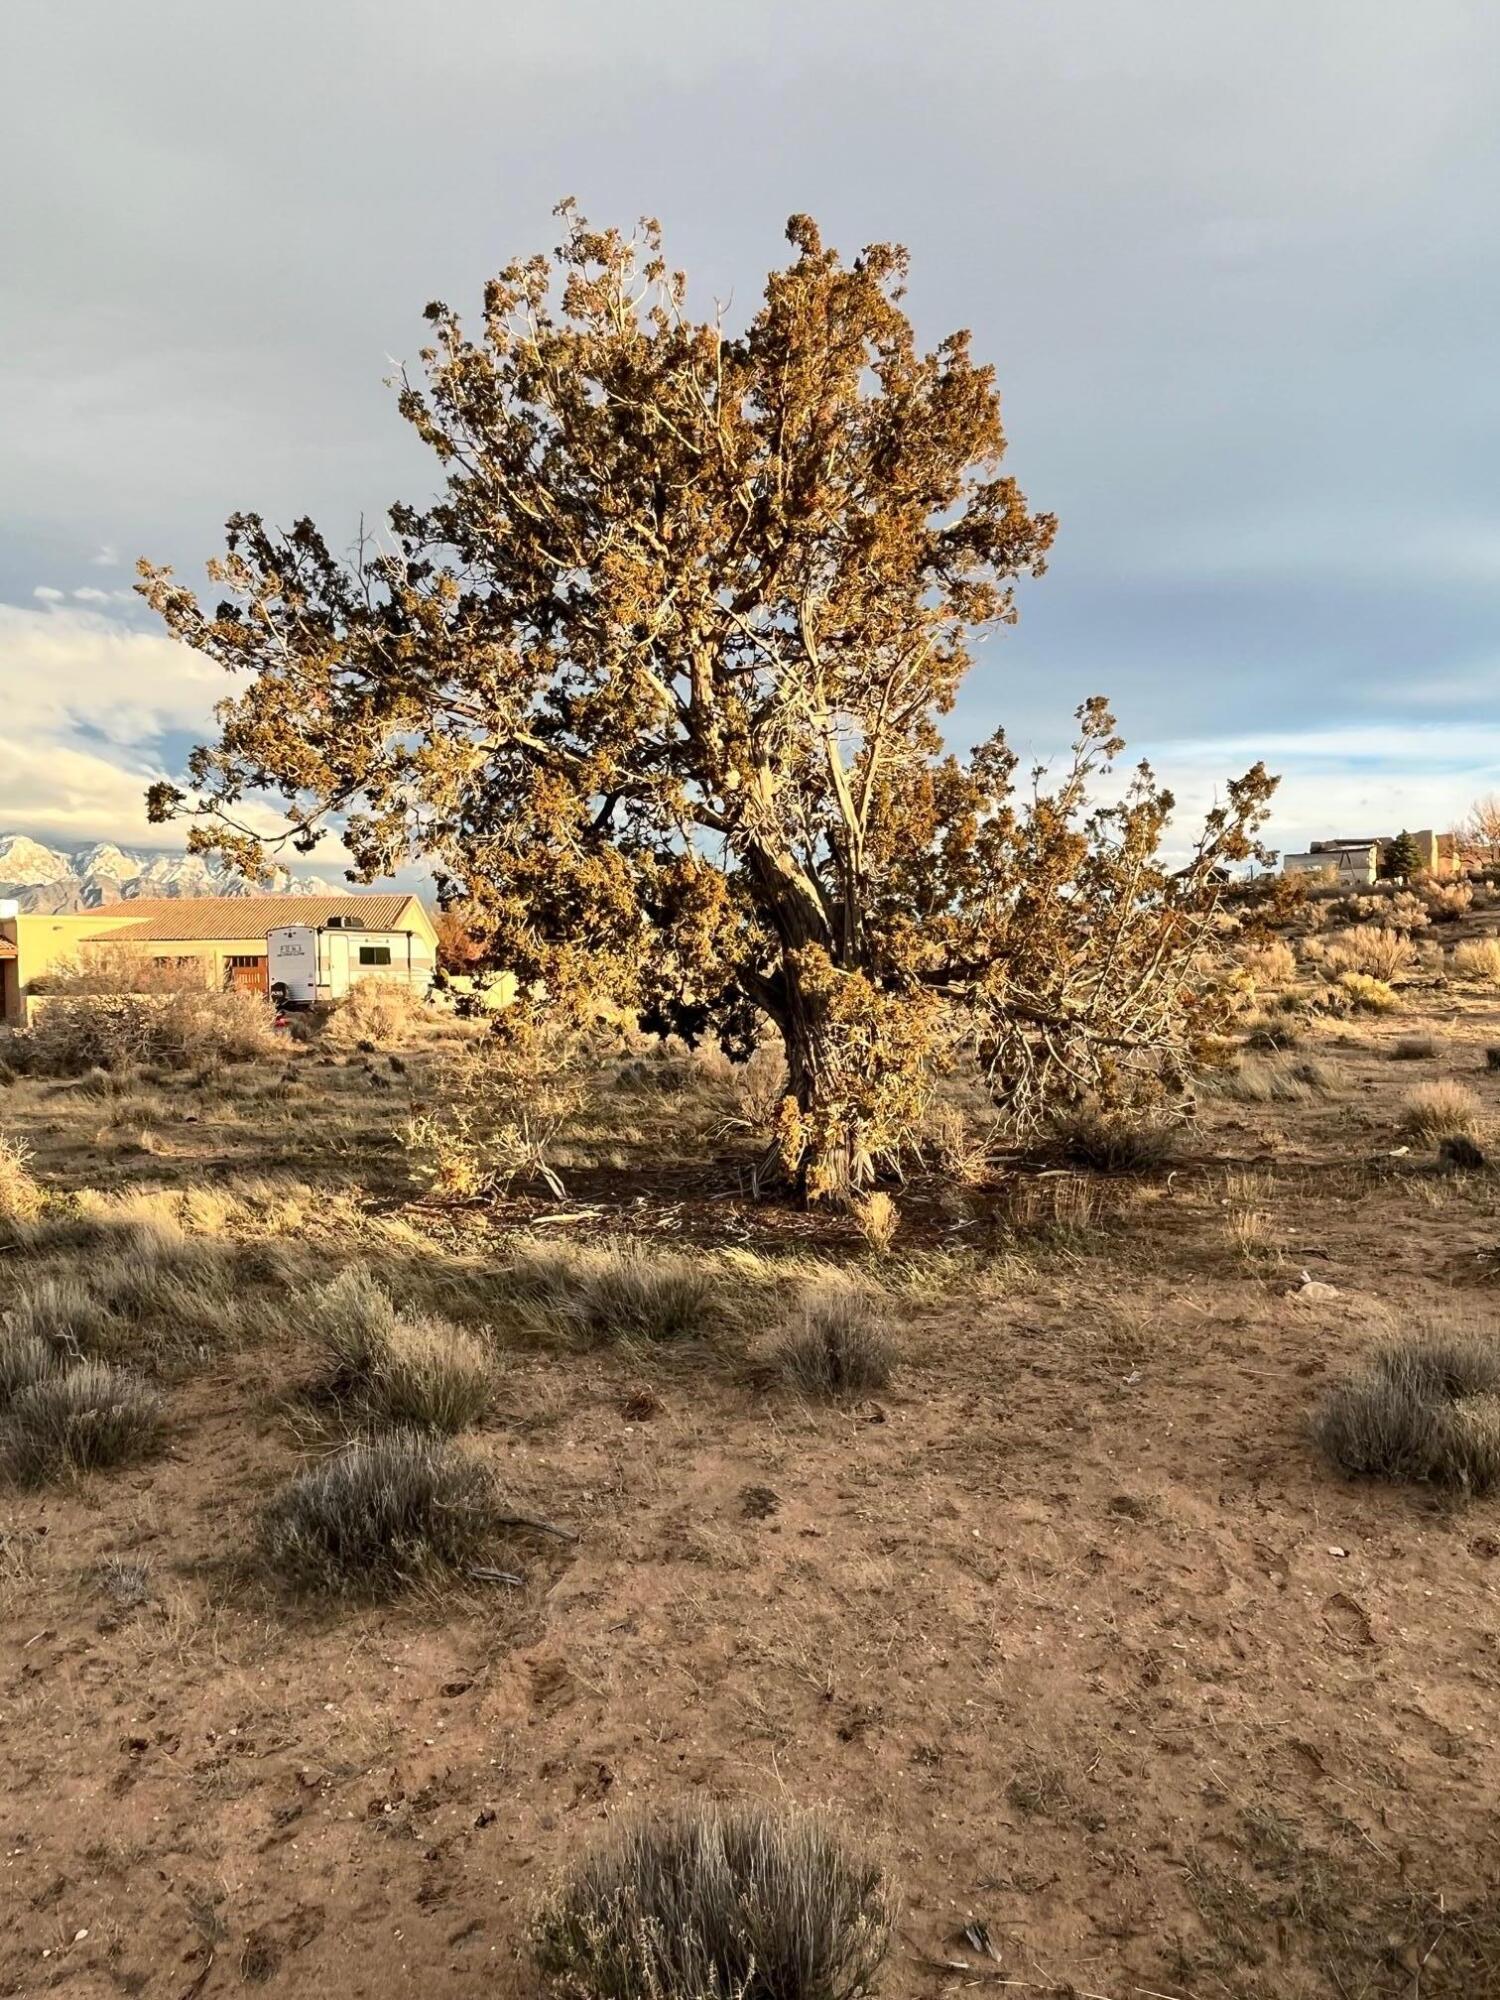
[742,837,861,1203]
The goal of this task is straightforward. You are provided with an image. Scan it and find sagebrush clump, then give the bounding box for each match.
[1314,1334,1500,1491]
[553,1246,717,1346]
[12,986,279,1076]
[533,1799,894,2000]
[1452,938,1500,983]
[2,1360,164,1485]
[1048,1102,1181,1174]
[772,1284,896,1399]
[313,1267,493,1432]
[258,1432,503,1593]
[1400,1080,1484,1146]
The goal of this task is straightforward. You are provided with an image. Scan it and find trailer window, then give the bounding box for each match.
[358,945,393,966]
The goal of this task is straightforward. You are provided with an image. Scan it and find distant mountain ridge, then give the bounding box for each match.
[0,835,341,913]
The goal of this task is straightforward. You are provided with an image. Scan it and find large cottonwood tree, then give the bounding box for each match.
[141,207,1273,1195]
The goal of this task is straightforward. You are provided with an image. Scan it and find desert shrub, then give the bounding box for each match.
[1245,1017,1302,1052]
[403,1023,579,1200]
[772,1284,895,1398]
[0,1330,58,1404]
[1391,1035,1438,1061]
[918,1102,994,1185]
[320,982,431,1053]
[1452,938,1500,983]
[1400,1080,1484,1145]
[850,1190,899,1255]
[316,1266,402,1384]
[1314,1334,1500,1491]
[14,987,278,1076]
[4,1275,121,1362]
[313,1268,493,1431]
[1048,1102,1181,1174]
[1239,940,1297,987]
[1336,971,1400,1014]
[0,1132,44,1226]
[2,1361,164,1484]
[258,1432,501,1593]
[1326,928,1415,981]
[1424,881,1473,923]
[558,1246,717,1346]
[533,1798,894,2000]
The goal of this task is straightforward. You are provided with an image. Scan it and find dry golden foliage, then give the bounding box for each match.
[1336,972,1400,1014]
[849,1190,899,1256]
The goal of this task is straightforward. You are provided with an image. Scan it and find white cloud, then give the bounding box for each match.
[1142,721,1500,860]
[0,598,363,869]
[1,599,224,747]
[91,543,121,567]
[32,586,65,604]
[0,599,224,847]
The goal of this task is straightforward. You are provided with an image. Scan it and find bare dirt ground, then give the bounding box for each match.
[4,966,1500,1999]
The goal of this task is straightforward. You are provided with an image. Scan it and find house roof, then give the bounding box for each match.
[0,939,16,960]
[84,894,426,945]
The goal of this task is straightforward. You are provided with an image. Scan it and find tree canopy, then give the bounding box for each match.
[141,205,1275,1195]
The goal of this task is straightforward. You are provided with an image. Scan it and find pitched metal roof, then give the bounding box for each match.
[85,894,426,944]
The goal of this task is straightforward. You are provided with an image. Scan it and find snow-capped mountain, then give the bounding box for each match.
[0,835,341,913]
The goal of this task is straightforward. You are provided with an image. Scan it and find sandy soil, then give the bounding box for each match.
[3,978,1500,1999]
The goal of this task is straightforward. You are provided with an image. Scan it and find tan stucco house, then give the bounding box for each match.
[0,894,438,1027]
[1281,828,1457,884]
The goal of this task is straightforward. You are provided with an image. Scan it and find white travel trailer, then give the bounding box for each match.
[266,917,434,1008]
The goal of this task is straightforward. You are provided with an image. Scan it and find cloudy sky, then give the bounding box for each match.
[4,0,1498,871]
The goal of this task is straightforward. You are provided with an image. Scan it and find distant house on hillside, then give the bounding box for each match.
[0,893,438,1027]
[1281,828,1457,885]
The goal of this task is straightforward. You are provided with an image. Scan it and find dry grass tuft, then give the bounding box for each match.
[313,1267,494,1432]
[1322,928,1417,982]
[1211,1054,1339,1104]
[2,1361,164,1485]
[1452,938,1500,983]
[0,1329,58,1404]
[1391,1035,1439,1061]
[771,1284,896,1399]
[1223,1169,1277,1269]
[919,1103,994,1185]
[4,1226,243,1373]
[258,1432,503,1594]
[1049,1102,1181,1174]
[995,1174,1102,1252]
[1239,939,1297,987]
[850,1190,899,1255]
[0,1132,45,1228]
[1314,1334,1500,1491]
[532,1798,894,2000]
[1399,1080,1484,1145]
[522,1244,718,1347]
